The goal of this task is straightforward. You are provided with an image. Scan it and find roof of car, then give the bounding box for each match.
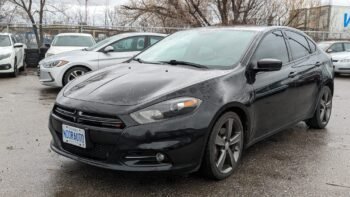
[0,33,12,36]
[318,40,350,44]
[55,33,93,37]
[110,32,168,39]
[184,26,300,32]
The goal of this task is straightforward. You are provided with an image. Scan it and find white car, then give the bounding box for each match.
[0,33,26,77]
[318,41,350,74]
[45,33,96,58]
[39,32,166,87]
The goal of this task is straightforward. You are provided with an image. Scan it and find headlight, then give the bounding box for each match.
[0,53,11,60]
[130,97,202,124]
[340,59,350,63]
[42,60,69,68]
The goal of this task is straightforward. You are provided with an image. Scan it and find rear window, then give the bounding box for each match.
[285,31,311,60]
[52,35,95,47]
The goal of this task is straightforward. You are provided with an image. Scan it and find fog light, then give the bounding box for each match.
[156,153,165,162]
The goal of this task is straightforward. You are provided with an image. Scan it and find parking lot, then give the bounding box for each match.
[0,69,349,196]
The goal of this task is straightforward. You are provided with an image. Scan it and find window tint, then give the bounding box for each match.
[252,31,289,64]
[110,36,145,52]
[329,43,344,53]
[343,43,350,52]
[307,38,317,53]
[286,31,310,60]
[150,36,163,45]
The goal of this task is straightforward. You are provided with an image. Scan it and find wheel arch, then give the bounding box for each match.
[209,102,252,147]
[62,65,92,85]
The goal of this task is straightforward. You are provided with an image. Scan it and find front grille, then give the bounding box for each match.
[53,105,125,129]
[339,68,350,71]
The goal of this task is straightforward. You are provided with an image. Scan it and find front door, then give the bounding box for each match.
[249,31,296,139]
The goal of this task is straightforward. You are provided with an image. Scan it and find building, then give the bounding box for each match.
[290,2,350,40]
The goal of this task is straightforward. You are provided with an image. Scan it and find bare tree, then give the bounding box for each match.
[120,0,266,28]
[9,0,46,47]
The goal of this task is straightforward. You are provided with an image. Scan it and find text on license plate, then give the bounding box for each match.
[62,124,86,148]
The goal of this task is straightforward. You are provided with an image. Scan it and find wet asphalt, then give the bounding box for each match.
[0,69,349,197]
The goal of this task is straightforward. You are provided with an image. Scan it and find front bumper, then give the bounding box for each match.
[334,62,350,74]
[38,64,64,87]
[0,58,13,73]
[49,109,208,173]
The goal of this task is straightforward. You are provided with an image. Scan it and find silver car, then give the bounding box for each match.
[318,41,350,74]
[39,32,166,87]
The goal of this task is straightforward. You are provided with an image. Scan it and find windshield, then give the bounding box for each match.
[318,42,332,51]
[52,35,95,47]
[0,35,11,47]
[136,29,257,69]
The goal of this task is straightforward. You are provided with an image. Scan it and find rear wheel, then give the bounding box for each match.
[11,58,18,78]
[202,112,244,180]
[63,66,89,86]
[306,86,332,129]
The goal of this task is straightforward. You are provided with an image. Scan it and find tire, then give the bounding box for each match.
[63,66,90,86]
[306,86,332,129]
[201,112,244,180]
[19,56,26,72]
[11,58,18,78]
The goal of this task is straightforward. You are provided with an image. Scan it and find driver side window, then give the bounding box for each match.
[251,31,289,66]
[329,43,344,53]
[109,36,146,52]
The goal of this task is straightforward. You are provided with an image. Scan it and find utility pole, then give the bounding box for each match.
[85,0,88,24]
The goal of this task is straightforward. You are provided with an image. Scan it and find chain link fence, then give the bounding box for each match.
[1,23,349,67]
[1,23,349,48]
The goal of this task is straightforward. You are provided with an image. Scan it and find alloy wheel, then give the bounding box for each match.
[214,118,242,174]
[68,70,86,82]
[319,90,332,124]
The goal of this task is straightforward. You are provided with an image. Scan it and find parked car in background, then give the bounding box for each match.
[0,33,27,77]
[49,27,333,180]
[39,32,166,87]
[45,33,96,58]
[318,41,350,74]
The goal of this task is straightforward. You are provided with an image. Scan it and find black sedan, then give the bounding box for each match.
[49,26,334,180]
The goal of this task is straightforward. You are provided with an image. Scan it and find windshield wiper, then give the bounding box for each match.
[161,60,208,69]
[131,57,161,65]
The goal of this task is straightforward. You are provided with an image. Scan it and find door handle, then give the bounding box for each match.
[315,62,322,67]
[288,72,297,78]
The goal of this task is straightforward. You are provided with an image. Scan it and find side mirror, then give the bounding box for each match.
[104,46,114,53]
[255,58,282,72]
[14,43,23,48]
[44,43,51,48]
[326,49,333,53]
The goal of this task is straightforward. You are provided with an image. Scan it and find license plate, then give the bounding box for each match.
[62,124,86,148]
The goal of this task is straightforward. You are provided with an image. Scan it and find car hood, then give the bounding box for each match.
[47,46,87,56]
[0,46,13,54]
[41,50,94,63]
[330,52,350,61]
[63,63,230,106]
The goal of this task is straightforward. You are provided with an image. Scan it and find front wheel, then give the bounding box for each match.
[306,86,333,129]
[63,67,89,86]
[11,58,18,78]
[201,112,244,180]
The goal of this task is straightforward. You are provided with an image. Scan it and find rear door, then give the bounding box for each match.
[98,36,146,69]
[284,30,322,120]
[250,30,296,139]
